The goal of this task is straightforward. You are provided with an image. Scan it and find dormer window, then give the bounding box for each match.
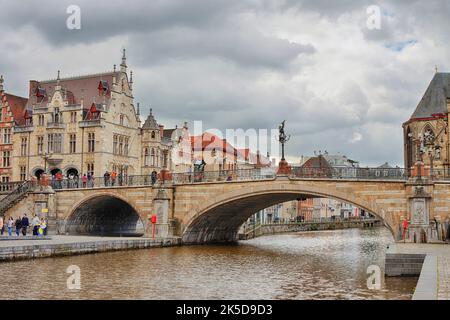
[98,80,109,95]
[35,87,47,103]
[24,109,33,126]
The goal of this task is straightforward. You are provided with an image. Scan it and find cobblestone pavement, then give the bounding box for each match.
[389,243,450,300]
[437,256,450,300]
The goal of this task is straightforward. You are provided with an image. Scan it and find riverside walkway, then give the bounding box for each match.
[0,235,181,262]
[387,243,450,300]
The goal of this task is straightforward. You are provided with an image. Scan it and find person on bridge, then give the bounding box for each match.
[15,216,22,236]
[82,174,87,188]
[104,171,110,187]
[151,170,157,186]
[111,171,117,186]
[21,214,29,236]
[0,216,4,236]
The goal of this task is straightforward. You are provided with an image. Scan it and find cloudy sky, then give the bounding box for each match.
[1,0,449,166]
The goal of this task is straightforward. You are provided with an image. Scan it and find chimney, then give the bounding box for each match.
[159,124,164,138]
[29,80,38,98]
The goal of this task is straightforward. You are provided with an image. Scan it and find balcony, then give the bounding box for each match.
[47,121,66,129]
[79,119,103,128]
[14,125,34,133]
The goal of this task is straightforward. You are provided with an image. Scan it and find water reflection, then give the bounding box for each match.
[0,227,416,299]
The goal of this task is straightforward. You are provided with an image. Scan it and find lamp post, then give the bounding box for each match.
[42,151,52,175]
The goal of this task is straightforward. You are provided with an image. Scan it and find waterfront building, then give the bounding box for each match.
[10,50,171,181]
[0,75,28,186]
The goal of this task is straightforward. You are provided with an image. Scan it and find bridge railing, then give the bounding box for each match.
[290,166,407,180]
[172,168,276,184]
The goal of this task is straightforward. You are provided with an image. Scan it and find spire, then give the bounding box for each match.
[55,70,61,91]
[120,48,127,72]
[435,65,438,74]
[0,75,3,93]
[129,70,133,89]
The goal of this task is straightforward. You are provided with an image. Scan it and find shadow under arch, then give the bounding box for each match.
[65,194,144,237]
[182,185,392,244]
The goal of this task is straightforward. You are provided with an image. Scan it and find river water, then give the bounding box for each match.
[0,227,417,299]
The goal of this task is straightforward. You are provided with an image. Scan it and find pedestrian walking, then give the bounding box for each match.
[0,216,4,236]
[15,216,22,236]
[21,214,29,236]
[32,214,40,236]
[39,218,47,236]
[7,217,14,237]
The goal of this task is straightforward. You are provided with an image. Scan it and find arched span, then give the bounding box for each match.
[66,194,144,237]
[182,184,393,244]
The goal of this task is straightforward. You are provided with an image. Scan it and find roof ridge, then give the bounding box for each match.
[40,71,117,83]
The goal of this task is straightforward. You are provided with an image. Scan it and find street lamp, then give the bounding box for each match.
[41,151,52,174]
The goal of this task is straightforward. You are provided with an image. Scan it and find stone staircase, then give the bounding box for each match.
[0,181,32,216]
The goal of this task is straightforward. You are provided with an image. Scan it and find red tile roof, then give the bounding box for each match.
[27,72,121,113]
[3,93,28,125]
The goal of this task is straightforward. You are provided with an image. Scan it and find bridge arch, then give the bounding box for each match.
[65,192,145,237]
[181,182,394,244]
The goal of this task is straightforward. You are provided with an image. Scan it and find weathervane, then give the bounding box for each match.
[277,120,291,161]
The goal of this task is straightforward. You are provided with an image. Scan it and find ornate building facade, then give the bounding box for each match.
[0,75,28,186]
[10,50,171,181]
[403,72,450,176]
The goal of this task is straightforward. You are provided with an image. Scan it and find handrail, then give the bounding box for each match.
[0,181,32,215]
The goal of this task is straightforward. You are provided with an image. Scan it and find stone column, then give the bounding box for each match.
[153,188,171,238]
[408,186,432,243]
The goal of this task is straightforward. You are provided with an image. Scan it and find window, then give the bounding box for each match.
[87,163,94,177]
[156,149,159,167]
[47,133,62,153]
[69,134,76,153]
[70,112,77,123]
[54,107,60,123]
[113,135,118,154]
[151,131,156,139]
[38,115,45,126]
[161,150,165,167]
[20,137,28,156]
[20,166,26,181]
[37,136,44,155]
[124,137,129,156]
[88,133,95,152]
[119,114,124,126]
[151,148,155,166]
[118,136,123,155]
[47,134,54,152]
[2,151,10,167]
[3,128,11,144]
[144,148,149,166]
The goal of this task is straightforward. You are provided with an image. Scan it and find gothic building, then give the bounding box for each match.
[403,72,450,176]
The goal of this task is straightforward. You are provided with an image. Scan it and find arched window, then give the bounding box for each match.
[151,131,156,139]
[156,149,159,167]
[422,125,435,146]
[151,148,155,166]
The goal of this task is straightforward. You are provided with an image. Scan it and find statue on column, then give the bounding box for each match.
[277,120,292,175]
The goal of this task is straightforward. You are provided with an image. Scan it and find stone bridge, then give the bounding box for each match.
[5,173,447,244]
